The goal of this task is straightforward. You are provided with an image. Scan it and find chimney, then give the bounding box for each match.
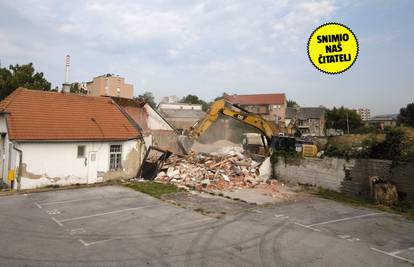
[62,55,71,93]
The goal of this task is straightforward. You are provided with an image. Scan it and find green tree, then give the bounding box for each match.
[181,94,209,111]
[70,83,87,94]
[287,99,299,108]
[398,103,414,127]
[325,106,363,133]
[0,63,51,100]
[70,83,80,94]
[369,128,406,161]
[137,91,156,108]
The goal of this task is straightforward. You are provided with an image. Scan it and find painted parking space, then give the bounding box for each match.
[26,186,216,247]
[0,186,413,266]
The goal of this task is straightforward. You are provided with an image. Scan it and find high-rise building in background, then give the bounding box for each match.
[355,108,371,121]
[87,74,134,99]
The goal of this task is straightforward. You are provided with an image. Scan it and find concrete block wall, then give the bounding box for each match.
[390,162,414,204]
[274,157,393,199]
[274,157,353,191]
[341,159,392,198]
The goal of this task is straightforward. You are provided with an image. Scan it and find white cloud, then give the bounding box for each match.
[0,0,349,97]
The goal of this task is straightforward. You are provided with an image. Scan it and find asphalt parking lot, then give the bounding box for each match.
[0,185,413,266]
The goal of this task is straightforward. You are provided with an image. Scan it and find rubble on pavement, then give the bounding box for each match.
[154,148,283,194]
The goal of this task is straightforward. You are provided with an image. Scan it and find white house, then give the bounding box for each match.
[0,88,145,190]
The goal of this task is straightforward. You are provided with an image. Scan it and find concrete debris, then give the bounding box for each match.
[257,157,272,180]
[155,151,281,193]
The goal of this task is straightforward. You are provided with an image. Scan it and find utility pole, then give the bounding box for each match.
[346,111,350,134]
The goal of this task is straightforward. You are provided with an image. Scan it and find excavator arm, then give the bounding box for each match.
[188,99,276,140]
[179,99,280,154]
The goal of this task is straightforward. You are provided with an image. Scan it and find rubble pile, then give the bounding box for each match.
[154,150,278,192]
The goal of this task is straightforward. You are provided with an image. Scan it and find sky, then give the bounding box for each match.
[0,0,413,115]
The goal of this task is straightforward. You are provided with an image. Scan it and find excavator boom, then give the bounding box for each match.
[178,99,282,154]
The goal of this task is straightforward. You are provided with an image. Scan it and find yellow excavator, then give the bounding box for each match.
[178,99,297,155]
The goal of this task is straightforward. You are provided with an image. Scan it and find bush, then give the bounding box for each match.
[369,128,405,161]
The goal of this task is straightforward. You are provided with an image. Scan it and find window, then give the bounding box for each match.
[259,106,268,114]
[77,146,85,158]
[109,144,122,170]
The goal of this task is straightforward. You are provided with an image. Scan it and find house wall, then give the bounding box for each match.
[299,118,325,136]
[121,103,179,153]
[8,139,144,189]
[165,118,199,131]
[239,103,286,122]
[158,103,202,110]
[144,104,175,131]
[0,114,12,185]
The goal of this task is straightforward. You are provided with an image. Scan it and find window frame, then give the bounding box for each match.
[77,145,86,158]
[109,143,123,170]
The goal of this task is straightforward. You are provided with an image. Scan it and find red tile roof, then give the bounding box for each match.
[225,93,285,105]
[0,88,141,141]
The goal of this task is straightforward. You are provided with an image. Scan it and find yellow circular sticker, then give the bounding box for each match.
[307,23,359,74]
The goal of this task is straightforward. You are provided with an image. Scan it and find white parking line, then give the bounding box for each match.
[51,217,64,227]
[294,222,322,232]
[59,205,161,222]
[79,238,113,247]
[78,239,89,247]
[389,246,414,256]
[39,198,96,206]
[371,247,414,264]
[307,213,382,227]
[38,196,140,206]
[34,203,42,209]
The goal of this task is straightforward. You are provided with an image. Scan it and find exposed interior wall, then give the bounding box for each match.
[144,104,175,131]
[9,139,143,189]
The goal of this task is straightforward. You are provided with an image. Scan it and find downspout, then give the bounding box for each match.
[12,142,22,191]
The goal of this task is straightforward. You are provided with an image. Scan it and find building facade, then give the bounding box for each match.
[0,88,145,189]
[368,114,398,129]
[225,93,286,131]
[285,107,326,136]
[355,108,371,121]
[87,74,134,99]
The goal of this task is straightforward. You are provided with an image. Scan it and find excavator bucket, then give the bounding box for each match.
[177,135,194,155]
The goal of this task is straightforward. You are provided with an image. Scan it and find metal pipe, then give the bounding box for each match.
[12,142,22,191]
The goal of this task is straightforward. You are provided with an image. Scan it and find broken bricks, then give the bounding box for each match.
[154,151,278,193]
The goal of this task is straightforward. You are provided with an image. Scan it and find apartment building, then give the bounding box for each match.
[87,74,134,99]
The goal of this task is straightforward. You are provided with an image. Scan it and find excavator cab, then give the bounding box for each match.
[268,136,296,154]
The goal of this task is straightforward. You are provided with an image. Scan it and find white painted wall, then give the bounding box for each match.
[0,114,11,184]
[158,103,202,110]
[10,139,142,189]
[144,104,174,131]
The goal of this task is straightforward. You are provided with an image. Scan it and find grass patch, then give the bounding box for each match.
[312,187,414,220]
[125,182,182,198]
